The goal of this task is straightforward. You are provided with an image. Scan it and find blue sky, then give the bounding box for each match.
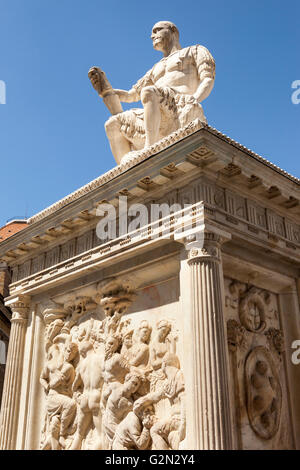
[0,0,299,227]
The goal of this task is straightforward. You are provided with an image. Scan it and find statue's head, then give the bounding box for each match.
[105,334,120,357]
[64,341,78,362]
[133,397,155,419]
[124,371,143,394]
[156,319,171,340]
[151,21,180,53]
[138,320,152,344]
[123,328,134,348]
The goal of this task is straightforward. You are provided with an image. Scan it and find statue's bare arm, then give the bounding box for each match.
[40,366,49,392]
[192,46,215,103]
[193,74,215,103]
[132,426,151,450]
[113,88,139,103]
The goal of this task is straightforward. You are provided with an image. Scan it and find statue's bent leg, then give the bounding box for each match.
[60,398,76,436]
[105,116,131,165]
[92,409,103,449]
[49,415,61,450]
[141,86,161,147]
[70,406,91,450]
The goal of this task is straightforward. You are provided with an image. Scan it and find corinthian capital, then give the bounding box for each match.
[183,225,231,264]
[5,295,31,323]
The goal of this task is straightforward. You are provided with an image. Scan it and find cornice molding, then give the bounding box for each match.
[26,121,300,226]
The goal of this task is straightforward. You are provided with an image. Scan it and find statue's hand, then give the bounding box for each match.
[142,415,154,429]
[88,67,103,94]
[183,93,199,105]
[88,67,113,97]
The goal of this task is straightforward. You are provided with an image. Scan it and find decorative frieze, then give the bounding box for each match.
[267,211,286,238]
[285,220,300,244]
[225,191,247,220]
[31,253,45,275]
[247,201,267,229]
[76,230,94,255]
[45,247,60,269]
[60,239,76,262]
[7,178,300,287]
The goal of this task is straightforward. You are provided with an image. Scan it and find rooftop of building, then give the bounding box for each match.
[0,220,28,243]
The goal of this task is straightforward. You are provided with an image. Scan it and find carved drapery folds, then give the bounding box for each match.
[39,278,185,450]
[225,280,290,448]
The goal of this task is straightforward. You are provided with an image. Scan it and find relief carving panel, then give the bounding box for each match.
[225,278,292,449]
[39,278,185,450]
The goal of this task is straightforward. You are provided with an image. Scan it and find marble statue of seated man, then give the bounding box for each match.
[89,21,215,165]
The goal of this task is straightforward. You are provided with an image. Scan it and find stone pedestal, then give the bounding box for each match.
[0,127,299,450]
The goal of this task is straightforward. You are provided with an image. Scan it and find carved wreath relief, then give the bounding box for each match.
[40,278,185,450]
[225,280,288,447]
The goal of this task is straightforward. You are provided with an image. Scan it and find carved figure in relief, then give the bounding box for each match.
[103,371,144,446]
[40,341,78,450]
[149,319,176,392]
[112,399,155,450]
[96,278,136,337]
[43,305,67,350]
[143,353,185,450]
[130,320,152,368]
[89,21,215,164]
[101,335,130,410]
[120,328,134,362]
[70,341,104,450]
[62,298,98,335]
[75,319,95,343]
[245,347,282,440]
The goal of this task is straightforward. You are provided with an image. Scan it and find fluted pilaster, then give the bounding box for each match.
[185,231,232,449]
[0,295,31,449]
